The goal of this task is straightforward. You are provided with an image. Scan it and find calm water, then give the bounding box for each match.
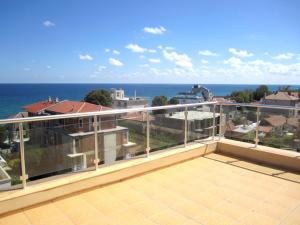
[0,83,299,119]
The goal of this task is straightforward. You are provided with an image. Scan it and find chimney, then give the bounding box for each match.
[48,96,52,102]
[55,97,59,103]
[134,90,137,100]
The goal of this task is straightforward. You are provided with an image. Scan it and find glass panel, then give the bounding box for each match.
[259,108,300,152]
[223,105,257,144]
[186,104,219,142]
[0,125,22,191]
[98,113,146,166]
[150,108,185,152]
[24,117,95,182]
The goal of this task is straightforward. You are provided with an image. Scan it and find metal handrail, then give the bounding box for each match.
[221,102,300,110]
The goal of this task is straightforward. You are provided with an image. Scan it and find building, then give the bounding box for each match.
[153,110,220,140]
[262,92,299,116]
[175,84,213,104]
[110,88,148,109]
[22,98,133,179]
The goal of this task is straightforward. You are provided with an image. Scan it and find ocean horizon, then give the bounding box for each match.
[0,83,299,119]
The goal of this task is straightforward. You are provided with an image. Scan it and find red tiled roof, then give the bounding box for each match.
[265,92,298,101]
[263,115,287,127]
[23,100,57,113]
[258,126,273,133]
[45,100,111,114]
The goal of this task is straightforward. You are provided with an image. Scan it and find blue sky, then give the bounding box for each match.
[0,0,300,84]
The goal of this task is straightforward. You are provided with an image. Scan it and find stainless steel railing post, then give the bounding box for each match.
[212,104,216,140]
[184,107,188,147]
[218,104,223,141]
[93,115,99,170]
[18,123,28,189]
[146,111,150,157]
[255,108,260,148]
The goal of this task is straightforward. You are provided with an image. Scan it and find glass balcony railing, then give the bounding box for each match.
[0,102,299,191]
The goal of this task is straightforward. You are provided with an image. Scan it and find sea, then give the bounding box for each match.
[0,83,299,119]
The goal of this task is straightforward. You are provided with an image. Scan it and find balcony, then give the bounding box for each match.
[0,102,299,224]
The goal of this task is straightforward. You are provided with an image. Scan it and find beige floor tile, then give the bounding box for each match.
[132,199,169,218]
[194,210,238,225]
[276,172,300,183]
[53,196,108,225]
[238,211,278,225]
[280,206,300,225]
[150,208,192,225]
[108,207,151,225]
[23,203,73,225]
[173,200,211,220]
[227,192,259,209]
[0,212,31,225]
[265,193,300,209]
[213,201,250,220]
[80,189,128,215]
[254,201,290,220]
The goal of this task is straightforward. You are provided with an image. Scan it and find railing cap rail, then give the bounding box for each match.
[0,101,299,125]
[0,101,218,125]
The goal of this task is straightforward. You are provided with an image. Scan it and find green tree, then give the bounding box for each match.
[253,85,271,101]
[168,97,179,105]
[83,89,112,106]
[152,96,168,115]
[230,90,253,103]
[152,96,168,107]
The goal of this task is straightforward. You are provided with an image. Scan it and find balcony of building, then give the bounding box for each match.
[0,102,299,224]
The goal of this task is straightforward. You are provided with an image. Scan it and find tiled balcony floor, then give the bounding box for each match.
[1,153,300,225]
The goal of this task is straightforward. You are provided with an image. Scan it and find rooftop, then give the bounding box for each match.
[166,111,220,121]
[264,92,299,101]
[23,99,111,114]
[1,150,300,225]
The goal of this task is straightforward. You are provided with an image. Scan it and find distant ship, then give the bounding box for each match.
[175,84,214,104]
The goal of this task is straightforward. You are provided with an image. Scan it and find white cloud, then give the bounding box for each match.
[140,64,149,68]
[248,59,266,66]
[273,53,294,60]
[228,48,253,57]
[43,20,55,27]
[126,43,147,53]
[109,58,123,66]
[79,54,93,61]
[105,48,110,53]
[139,55,145,59]
[143,26,166,35]
[201,59,208,64]
[198,50,218,56]
[163,50,193,69]
[46,65,52,69]
[148,49,157,53]
[149,58,161,63]
[24,68,31,71]
[113,50,120,55]
[224,57,242,68]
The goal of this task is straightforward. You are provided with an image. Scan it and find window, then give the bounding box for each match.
[79,118,83,128]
